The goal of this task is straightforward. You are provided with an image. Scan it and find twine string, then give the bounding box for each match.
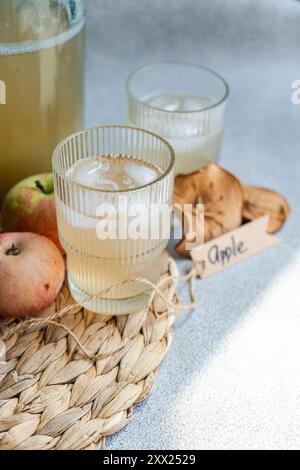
[1,263,197,360]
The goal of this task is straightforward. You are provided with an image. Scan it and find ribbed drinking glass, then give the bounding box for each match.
[53,125,175,315]
[127,62,229,175]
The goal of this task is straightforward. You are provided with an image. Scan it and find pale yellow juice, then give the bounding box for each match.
[0,3,85,200]
[141,92,224,174]
[56,155,167,313]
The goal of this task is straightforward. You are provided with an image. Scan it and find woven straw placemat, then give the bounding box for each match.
[0,254,186,450]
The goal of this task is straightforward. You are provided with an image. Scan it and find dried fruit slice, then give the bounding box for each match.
[174,163,244,257]
[242,185,290,233]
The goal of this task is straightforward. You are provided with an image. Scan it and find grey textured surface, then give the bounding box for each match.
[85,0,300,450]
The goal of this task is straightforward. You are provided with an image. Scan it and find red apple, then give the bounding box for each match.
[1,174,63,253]
[0,232,65,318]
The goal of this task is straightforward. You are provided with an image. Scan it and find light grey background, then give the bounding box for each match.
[85,0,300,450]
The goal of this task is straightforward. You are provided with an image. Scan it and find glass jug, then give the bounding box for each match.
[0,0,85,201]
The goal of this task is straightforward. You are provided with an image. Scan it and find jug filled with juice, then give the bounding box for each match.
[0,0,85,201]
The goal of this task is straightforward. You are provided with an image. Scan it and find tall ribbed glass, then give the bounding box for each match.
[127,62,229,175]
[53,126,175,315]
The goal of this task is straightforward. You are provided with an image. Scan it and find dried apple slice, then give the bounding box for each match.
[242,185,290,233]
[174,163,244,258]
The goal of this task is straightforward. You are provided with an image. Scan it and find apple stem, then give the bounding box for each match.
[6,244,21,256]
[35,180,46,194]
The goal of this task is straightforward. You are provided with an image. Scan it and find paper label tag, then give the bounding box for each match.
[191,216,280,278]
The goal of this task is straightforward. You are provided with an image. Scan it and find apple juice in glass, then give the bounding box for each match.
[127,62,229,175]
[53,126,175,315]
[0,0,85,201]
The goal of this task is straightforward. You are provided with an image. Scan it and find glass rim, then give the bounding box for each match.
[52,124,175,194]
[126,61,230,114]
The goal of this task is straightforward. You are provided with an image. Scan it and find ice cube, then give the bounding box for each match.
[68,158,116,190]
[124,161,158,187]
[179,95,215,112]
[145,93,181,112]
[68,156,159,191]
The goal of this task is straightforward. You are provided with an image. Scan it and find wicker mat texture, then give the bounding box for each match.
[0,255,183,450]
